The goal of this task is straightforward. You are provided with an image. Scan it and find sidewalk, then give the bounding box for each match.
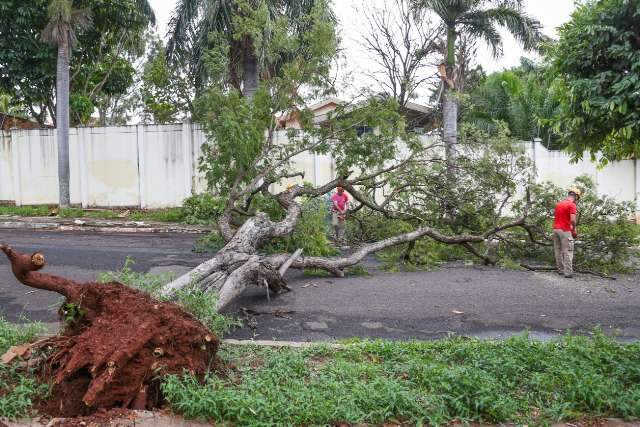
[0,216,210,234]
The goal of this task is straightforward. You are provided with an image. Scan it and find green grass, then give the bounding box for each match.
[0,318,44,355]
[163,333,640,426]
[0,204,187,223]
[0,319,48,419]
[1,312,640,425]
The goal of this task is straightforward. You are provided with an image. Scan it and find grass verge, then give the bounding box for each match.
[0,319,48,419]
[1,312,639,425]
[0,204,187,223]
[163,333,640,426]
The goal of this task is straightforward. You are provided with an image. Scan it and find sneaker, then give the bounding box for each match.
[564,274,573,278]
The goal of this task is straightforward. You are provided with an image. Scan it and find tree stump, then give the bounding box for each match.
[0,244,220,417]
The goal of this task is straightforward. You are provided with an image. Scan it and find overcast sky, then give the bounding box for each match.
[148,0,575,102]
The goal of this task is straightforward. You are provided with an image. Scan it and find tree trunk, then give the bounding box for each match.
[242,48,259,100]
[443,26,458,173]
[443,90,458,163]
[56,40,71,208]
[160,191,528,313]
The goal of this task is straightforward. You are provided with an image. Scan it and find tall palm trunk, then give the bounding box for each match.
[443,26,458,172]
[56,38,71,208]
[242,47,259,100]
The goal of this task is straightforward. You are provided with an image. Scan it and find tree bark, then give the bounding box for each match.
[443,90,458,164]
[56,39,71,208]
[443,26,458,174]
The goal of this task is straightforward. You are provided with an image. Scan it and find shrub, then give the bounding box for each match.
[261,197,336,257]
[182,194,225,225]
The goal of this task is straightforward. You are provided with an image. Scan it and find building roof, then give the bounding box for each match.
[276,98,436,130]
[0,113,48,130]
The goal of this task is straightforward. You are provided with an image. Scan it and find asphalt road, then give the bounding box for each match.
[1,229,639,341]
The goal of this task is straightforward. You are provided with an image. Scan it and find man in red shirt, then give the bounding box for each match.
[552,188,582,278]
[331,186,349,244]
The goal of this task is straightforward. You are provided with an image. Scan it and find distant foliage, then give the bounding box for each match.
[548,0,640,162]
[465,59,561,146]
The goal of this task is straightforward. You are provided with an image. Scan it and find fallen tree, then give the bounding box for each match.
[159,117,543,311]
[158,5,637,310]
[0,244,219,417]
[155,5,546,309]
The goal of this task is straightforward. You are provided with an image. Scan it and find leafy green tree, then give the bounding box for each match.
[166,0,335,98]
[465,59,560,145]
[0,0,154,126]
[547,0,640,162]
[411,0,544,166]
[140,37,193,124]
[0,93,22,116]
[41,0,92,208]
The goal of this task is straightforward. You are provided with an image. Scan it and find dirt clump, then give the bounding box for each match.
[0,244,220,418]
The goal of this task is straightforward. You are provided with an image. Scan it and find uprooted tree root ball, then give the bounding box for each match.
[0,244,220,418]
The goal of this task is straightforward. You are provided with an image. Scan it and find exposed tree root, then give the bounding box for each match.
[0,244,220,417]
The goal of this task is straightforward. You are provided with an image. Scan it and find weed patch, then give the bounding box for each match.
[0,319,48,419]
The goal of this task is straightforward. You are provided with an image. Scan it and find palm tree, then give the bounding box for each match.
[41,0,91,208]
[166,0,332,99]
[412,0,544,164]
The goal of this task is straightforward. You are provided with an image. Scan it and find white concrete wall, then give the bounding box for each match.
[0,132,14,202]
[525,140,638,211]
[0,126,638,214]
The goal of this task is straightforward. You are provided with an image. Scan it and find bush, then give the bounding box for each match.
[261,197,336,257]
[182,194,225,225]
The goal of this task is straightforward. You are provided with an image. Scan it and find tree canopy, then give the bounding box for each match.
[548,0,640,161]
[0,0,154,125]
[465,59,560,146]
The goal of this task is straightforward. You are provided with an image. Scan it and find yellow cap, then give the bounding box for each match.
[568,188,582,199]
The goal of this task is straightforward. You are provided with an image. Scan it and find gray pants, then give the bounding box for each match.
[332,211,346,243]
[552,229,574,276]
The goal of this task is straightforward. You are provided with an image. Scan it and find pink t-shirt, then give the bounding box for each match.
[331,192,349,211]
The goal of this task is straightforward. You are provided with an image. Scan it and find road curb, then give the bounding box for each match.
[0,216,210,234]
[222,338,344,349]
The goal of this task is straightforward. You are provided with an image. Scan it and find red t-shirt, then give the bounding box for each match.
[331,192,349,211]
[553,199,577,232]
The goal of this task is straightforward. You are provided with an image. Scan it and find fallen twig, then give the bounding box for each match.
[519,263,616,280]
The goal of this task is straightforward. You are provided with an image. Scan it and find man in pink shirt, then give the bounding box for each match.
[331,186,349,243]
